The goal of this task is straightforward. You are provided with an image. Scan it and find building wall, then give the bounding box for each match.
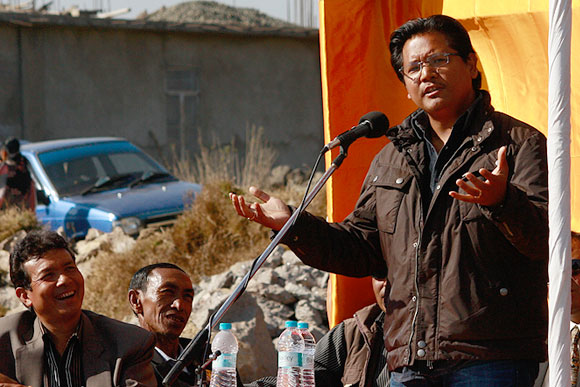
[0,22,323,169]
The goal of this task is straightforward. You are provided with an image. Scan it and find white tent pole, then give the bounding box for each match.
[548,0,573,385]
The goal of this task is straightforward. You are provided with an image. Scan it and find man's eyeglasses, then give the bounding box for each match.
[399,52,461,82]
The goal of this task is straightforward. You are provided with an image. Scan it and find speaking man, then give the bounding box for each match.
[231,14,548,386]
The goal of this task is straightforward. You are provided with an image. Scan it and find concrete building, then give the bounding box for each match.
[0,12,323,168]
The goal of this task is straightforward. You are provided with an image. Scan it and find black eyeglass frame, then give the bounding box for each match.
[398,52,462,82]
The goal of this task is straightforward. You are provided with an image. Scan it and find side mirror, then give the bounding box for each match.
[36,189,50,206]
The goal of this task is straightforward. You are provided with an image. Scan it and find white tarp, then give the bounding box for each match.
[548,0,572,385]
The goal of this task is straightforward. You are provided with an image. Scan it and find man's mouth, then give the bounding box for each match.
[424,85,442,96]
[165,314,185,324]
[56,290,75,300]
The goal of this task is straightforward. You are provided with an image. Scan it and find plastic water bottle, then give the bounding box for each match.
[276,320,304,387]
[297,322,316,387]
[209,322,238,387]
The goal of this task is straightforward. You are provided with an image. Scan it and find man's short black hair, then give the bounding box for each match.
[389,14,482,90]
[3,137,20,155]
[129,263,187,293]
[10,230,76,289]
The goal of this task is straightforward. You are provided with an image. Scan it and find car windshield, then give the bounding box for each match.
[37,141,176,197]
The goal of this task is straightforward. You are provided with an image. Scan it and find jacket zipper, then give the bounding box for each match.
[407,207,422,363]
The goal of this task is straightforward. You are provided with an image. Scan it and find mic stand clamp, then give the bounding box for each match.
[195,350,221,387]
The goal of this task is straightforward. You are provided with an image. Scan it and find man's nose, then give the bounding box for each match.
[419,63,438,81]
[171,298,184,310]
[56,272,72,286]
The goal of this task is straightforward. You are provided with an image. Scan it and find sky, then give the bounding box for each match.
[34,0,319,26]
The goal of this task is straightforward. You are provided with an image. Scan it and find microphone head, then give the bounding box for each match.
[359,111,389,139]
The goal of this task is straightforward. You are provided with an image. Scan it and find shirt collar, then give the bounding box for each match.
[40,318,83,346]
[155,344,185,362]
[411,91,483,139]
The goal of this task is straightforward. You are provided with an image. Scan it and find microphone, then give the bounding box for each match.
[323,111,389,152]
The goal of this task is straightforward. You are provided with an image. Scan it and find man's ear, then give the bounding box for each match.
[467,52,478,79]
[128,289,143,315]
[16,287,33,309]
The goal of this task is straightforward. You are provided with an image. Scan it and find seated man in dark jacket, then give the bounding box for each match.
[129,263,244,387]
[315,276,388,387]
[247,276,388,387]
[129,263,198,386]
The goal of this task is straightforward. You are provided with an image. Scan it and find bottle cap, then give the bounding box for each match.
[219,322,232,330]
[285,320,298,328]
[297,321,309,329]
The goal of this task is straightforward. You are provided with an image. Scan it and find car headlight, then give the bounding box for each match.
[112,217,143,235]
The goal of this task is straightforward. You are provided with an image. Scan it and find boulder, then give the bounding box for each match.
[0,250,9,273]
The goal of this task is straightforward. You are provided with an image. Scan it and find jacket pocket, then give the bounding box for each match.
[369,167,411,234]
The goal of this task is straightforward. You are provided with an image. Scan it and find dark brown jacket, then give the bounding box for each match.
[341,304,385,387]
[284,91,548,370]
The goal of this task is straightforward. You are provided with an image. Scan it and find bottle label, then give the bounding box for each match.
[278,351,302,367]
[214,353,236,369]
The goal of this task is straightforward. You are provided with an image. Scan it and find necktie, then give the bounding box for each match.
[571,325,580,386]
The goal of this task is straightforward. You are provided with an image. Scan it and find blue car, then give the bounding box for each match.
[21,137,202,240]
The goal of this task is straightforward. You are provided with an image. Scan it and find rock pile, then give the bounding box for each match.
[145,0,294,28]
[188,246,329,381]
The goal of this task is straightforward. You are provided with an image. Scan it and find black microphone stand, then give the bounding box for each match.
[163,147,349,386]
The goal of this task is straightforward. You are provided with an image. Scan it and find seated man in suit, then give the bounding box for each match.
[0,229,156,387]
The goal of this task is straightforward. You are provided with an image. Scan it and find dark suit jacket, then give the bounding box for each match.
[152,337,244,387]
[152,337,197,387]
[0,309,157,387]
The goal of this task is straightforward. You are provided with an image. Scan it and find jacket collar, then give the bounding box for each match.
[15,312,44,387]
[387,90,495,151]
[353,303,384,346]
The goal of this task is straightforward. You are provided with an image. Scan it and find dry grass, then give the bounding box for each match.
[0,207,39,242]
[83,127,327,319]
[172,125,277,188]
[83,182,273,319]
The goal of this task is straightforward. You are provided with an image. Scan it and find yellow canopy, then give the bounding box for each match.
[320,0,580,327]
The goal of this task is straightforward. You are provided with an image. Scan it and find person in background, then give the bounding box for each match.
[0,137,35,211]
[246,276,389,387]
[314,276,389,387]
[0,229,156,386]
[536,231,580,386]
[231,14,548,386]
[128,263,244,387]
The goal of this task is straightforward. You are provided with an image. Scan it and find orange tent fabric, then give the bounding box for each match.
[320,0,580,327]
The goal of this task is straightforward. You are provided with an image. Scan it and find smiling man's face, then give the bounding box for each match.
[17,248,84,328]
[138,268,194,339]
